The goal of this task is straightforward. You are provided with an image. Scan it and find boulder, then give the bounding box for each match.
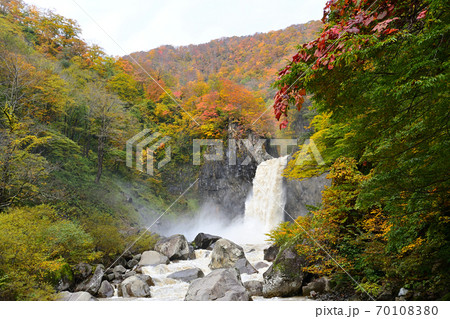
[113,264,127,274]
[167,268,205,283]
[262,247,305,298]
[263,245,279,262]
[57,291,97,301]
[235,258,258,275]
[116,257,128,268]
[54,265,74,292]
[105,273,115,282]
[193,233,221,249]
[113,264,127,279]
[155,234,191,260]
[398,287,413,300]
[138,250,170,266]
[302,277,330,296]
[118,276,151,298]
[127,258,139,269]
[254,261,269,270]
[133,254,142,261]
[185,268,250,301]
[122,250,133,261]
[135,274,155,287]
[73,263,92,282]
[244,280,263,296]
[209,238,245,269]
[75,264,105,295]
[97,280,114,298]
[123,271,136,280]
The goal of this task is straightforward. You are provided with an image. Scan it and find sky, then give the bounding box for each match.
[25,0,327,56]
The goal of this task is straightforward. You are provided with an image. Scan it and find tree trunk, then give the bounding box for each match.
[95,135,104,183]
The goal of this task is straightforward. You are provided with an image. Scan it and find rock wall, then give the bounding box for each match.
[198,124,273,219]
[283,172,330,221]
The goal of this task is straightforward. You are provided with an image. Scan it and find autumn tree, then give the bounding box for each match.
[273,0,449,298]
[85,82,125,183]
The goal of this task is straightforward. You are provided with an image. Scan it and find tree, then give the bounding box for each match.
[274,0,450,296]
[86,82,125,183]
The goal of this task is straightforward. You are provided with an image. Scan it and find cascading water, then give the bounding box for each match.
[106,156,293,301]
[244,156,288,233]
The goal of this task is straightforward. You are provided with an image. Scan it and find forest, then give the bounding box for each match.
[0,0,448,301]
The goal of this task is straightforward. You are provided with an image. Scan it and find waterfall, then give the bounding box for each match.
[244,156,288,232]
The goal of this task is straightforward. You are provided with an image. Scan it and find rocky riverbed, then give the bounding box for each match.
[57,232,334,301]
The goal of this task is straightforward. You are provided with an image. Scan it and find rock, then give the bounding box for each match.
[135,274,155,287]
[209,238,245,269]
[57,291,97,301]
[244,280,263,296]
[123,271,136,280]
[133,254,142,261]
[105,273,115,282]
[118,276,151,298]
[54,264,74,292]
[377,286,395,301]
[284,172,330,220]
[263,245,279,262]
[254,261,269,270]
[155,234,191,260]
[97,280,114,298]
[398,287,413,300]
[235,258,258,275]
[75,264,105,295]
[127,258,139,269]
[167,268,205,283]
[185,268,250,301]
[73,263,92,282]
[193,233,221,249]
[398,287,409,297]
[122,250,133,260]
[262,247,305,298]
[138,250,170,266]
[188,244,196,259]
[302,277,329,296]
[113,265,127,274]
[116,257,128,268]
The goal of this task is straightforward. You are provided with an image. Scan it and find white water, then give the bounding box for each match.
[244,156,288,233]
[105,156,293,301]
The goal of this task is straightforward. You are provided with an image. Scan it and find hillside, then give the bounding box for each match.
[126,21,322,100]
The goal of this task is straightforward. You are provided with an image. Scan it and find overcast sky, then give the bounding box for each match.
[25,0,326,56]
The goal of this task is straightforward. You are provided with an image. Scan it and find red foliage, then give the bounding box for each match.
[273,0,427,128]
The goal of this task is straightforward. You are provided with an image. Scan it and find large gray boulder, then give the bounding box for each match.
[193,233,221,249]
[138,250,170,266]
[155,234,191,260]
[167,268,204,283]
[118,276,152,298]
[244,280,263,296]
[75,264,104,295]
[262,247,305,298]
[235,258,258,275]
[57,291,97,301]
[209,238,245,269]
[185,268,250,301]
[263,245,279,262]
[97,280,114,298]
[73,263,92,282]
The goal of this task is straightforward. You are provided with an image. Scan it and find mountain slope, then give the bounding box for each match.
[126,20,322,100]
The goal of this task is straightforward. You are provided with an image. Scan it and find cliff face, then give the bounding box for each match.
[283,172,330,221]
[198,124,273,219]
